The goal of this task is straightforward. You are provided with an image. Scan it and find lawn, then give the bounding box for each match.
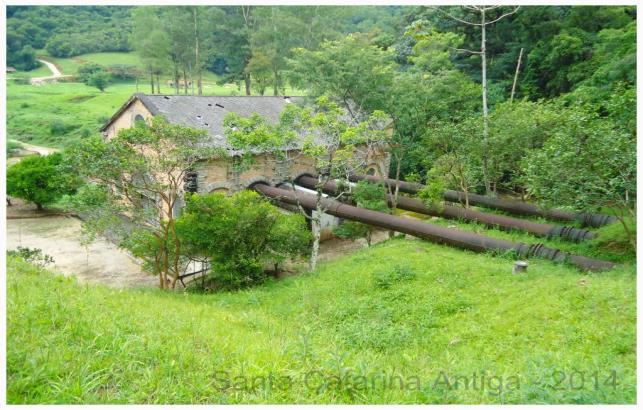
[6,234,635,404]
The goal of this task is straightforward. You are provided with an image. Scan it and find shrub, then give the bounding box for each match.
[87,71,111,92]
[6,152,81,210]
[6,140,23,157]
[7,247,54,267]
[333,180,389,245]
[106,64,139,81]
[176,191,310,290]
[49,120,74,136]
[76,62,104,83]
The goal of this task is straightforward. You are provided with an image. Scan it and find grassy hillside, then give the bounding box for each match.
[7,236,635,404]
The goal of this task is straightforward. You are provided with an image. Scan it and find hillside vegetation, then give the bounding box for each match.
[6,237,635,404]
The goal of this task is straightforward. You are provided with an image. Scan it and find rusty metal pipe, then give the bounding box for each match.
[254,183,614,272]
[296,176,595,242]
[349,174,617,228]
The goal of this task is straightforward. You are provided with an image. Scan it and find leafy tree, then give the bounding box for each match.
[176,191,310,290]
[76,62,105,83]
[210,6,255,95]
[67,117,219,289]
[333,180,388,246]
[521,107,636,247]
[7,153,81,210]
[224,96,391,270]
[130,7,169,94]
[288,33,396,114]
[86,71,112,92]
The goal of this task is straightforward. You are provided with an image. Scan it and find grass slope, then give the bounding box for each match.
[7,237,635,404]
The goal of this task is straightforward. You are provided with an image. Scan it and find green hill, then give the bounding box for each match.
[7,237,635,404]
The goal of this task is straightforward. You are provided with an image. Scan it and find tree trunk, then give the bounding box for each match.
[174,66,180,95]
[510,47,524,102]
[183,67,189,94]
[310,210,321,271]
[309,188,323,271]
[156,72,160,94]
[388,154,402,239]
[194,8,203,96]
[150,70,155,94]
[273,67,279,96]
[244,72,251,96]
[480,8,492,195]
[36,202,43,211]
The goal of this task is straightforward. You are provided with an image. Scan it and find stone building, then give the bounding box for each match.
[101,93,391,196]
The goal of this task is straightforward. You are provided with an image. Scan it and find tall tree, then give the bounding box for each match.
[211,6,255,95]
[224,97,390,270]
[433,5,520,195]
[131,7,169,94]
[68,117,219,289]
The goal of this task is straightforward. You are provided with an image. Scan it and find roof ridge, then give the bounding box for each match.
[140,94,304,98]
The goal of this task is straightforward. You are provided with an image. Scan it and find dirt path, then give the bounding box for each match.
[38,59,63,77]
[16,141,59,156]
[30,59,72,85]
[7,141,59,166]
[6,201,156,288]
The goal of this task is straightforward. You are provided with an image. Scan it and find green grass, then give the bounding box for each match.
[7,235,635,404]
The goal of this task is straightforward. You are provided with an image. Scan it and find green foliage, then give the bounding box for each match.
[49,119,75,136]
[6,153,81,209]
[7,247,55,267]
[521,108,635,213]
[334,181,389,246]
[86,71,112,92]
[66,116,213,288]
[76,63,105,83]
[7,6,132,58]
[176,191,310,290]
[6,44,37,71]
[288,33,396,113]
[521,107,636,246]
[6,140,23,157]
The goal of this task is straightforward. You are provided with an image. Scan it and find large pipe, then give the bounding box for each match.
[350,174,617,228]
[253,183,614,272]
[296,175,595,242]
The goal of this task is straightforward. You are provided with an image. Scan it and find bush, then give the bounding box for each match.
[176,191,310,290]
[87,72,112,92]
[6,140,23,157]
[7,247,54,267]
[76,63,104,83]
[49,119,74,136]
[6,152,81,210]
[106,64,139,81]
[333,180,389,245]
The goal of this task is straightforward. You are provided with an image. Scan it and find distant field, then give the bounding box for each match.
[8,50,282,86]
[6,52,303,149]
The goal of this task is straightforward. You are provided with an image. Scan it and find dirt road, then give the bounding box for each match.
[30,59,72,85]
[6,201,156,288]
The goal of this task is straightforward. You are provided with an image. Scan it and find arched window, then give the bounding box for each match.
[134,114,145,126]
